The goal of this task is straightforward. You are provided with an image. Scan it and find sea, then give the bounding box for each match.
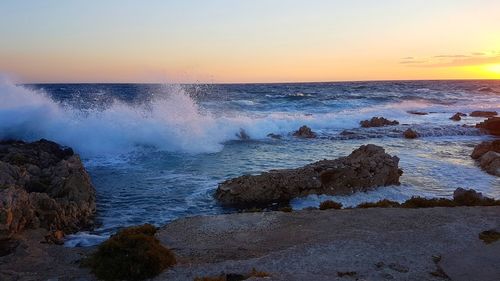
[1,79,499,246]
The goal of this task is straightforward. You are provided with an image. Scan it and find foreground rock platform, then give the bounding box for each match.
[1,207,499,281]
[216,144,402,206]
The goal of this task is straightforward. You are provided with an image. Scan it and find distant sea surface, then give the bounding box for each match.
[1,80,499,246]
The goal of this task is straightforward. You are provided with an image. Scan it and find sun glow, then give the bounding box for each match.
[485,64,500,76]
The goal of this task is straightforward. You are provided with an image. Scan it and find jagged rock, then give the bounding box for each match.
[360,117,399,128]
[403,129,418,139]
[450,112,466,121]
[470,111,498,117]
[236,129,250,140]
[475,117,500,136]
[215,144,403,206]
[0,139,95,240]
[292,125,316,138]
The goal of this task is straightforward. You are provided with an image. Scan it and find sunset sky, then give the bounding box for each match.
[1,0,499,83]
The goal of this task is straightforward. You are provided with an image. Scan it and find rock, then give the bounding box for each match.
[475,117,500,135]
[44,230,65,245]
[236,129,250,140]
[360,117,399,128]
[407,111,429,116]
[267,133,282,139]
[403,129,418,139]
[215,144,403,206]
[452,188,490,206]
[470,111,498,117]
[292,125,316,138]
[478,151,500,176]
[471,140,500,159]
[0,139,95,240]
[450,112,466,121]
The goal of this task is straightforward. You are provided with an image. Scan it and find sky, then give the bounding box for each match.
[0,0,499,83]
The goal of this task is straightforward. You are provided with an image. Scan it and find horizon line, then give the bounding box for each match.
[22,78,500,85]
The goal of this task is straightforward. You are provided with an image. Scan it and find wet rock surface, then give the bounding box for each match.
[292,125,316,138]
[450,112,466,121]
[471,140,500,176]
[0,139,96,240]
[403,128,419,139]
[360,117,399,128]
[470,111,498,117]
[476,117,500,136]
[215,144,402,206]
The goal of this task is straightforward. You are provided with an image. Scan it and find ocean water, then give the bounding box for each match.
[1,79,499,246]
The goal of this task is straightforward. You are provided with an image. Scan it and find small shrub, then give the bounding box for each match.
[401,197,456,208]
[357,199,401,208]
[319,200,343,210]
[479,230,500,244]
[83,224,176,281]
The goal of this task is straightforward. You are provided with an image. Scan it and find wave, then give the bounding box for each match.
[1,78,497,156]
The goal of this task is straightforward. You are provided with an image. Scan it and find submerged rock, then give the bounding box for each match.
[292,125,316,138]
[407,111,429,116]
[215,144,402,206]
[360,117,399,128]
[475,117,500,136]
[403,128,419,139]
[0,139,95,240]
[267,133,282,139]
[470,111,498,117]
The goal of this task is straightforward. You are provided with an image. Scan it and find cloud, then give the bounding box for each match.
[400,60,427,64]
[433,54,470,58]
[400,51,500,68]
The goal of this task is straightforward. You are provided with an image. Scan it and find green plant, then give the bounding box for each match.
[83,224,176,281]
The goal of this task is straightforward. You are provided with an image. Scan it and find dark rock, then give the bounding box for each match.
[475,117,500,135]
[453,188,487,206]
[0,238,20,257]
[471,141,500,176]
[403,129,418,139]
[292,125,316,138]
[0,139,95,240]
[267,133,282,139]
[471,140,500,159]
[215,144,402,206]
[470,111,498,117]
[407,111,429,115]
[450,112,466,121]
[236,129,250,140]
[360,117,399,128]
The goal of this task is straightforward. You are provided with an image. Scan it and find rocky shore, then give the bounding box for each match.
[0,139,96,249]
[1,207,499,281]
